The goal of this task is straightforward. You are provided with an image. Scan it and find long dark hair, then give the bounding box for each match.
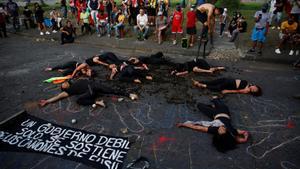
[251,85,262,97]
[212,132,237,153]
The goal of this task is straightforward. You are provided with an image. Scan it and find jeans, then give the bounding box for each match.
[114,23,124,37]
[134,25,149,38]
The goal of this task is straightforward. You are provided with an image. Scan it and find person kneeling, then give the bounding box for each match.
[61,20,76,45]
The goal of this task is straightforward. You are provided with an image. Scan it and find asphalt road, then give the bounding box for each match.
[0,34,300,169]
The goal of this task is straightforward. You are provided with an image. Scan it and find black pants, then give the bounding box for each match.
[52,61,78,76]
[197,99,230,119]
[119,65,149,82]
[202,78,235,92]
[51,19,58,31]
[220,23,225,36]
[0,23,7,37]
[81,23,91,34]
[77,83,129,105]
[24,18,34,29]
[101,52,123,65]
[61,33,74,44]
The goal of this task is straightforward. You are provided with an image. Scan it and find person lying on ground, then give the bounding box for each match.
[192,78,262,96]
[45,61,95,77]
[114,64,153,83]
[127,52,172,70]
[70,52,124,78]
[39,79,138,107]
[170,58,225,76]
[177,97,249,153]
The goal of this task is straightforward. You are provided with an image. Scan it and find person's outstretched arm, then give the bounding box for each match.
[93,57,110,66]
[39,92,69,107]
[177,122,208,133]
[221,88,250,94]
[71,63,88,78]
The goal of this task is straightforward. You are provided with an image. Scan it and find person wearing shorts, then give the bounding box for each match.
[186,5,197,47]
[171,5,183,45]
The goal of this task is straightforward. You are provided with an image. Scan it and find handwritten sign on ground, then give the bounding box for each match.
[0,111,130,169]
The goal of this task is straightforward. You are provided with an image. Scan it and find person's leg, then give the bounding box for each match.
[197,102,217,119]
[143,25,149,38]
[77,91,97,106]
[24,19,29,29]
[81,24,84,33]
[134,25,138,37]
[211,98,230,115]
[229,29,239,42]
[106,24,111,36]
[157,29,162,44]
[61,32,67,44]
[220,23,225,36]
[1,23,7,37]
[52,61,78,70]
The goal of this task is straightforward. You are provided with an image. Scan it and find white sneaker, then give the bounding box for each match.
[40,32,44,35]
[173,40,177,45]
[52,30,57,33]
[277,26,281,30]
[289,50,294,56]
[45,31,51,35]
[296,50,299,56]
[275,48,281,54]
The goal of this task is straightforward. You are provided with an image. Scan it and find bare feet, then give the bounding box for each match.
[134,79,142,83]
[44,67,52,71]
[95,100,106,107]
[129,93,138,100]
[192,79,205,88]
[146,76,153,80]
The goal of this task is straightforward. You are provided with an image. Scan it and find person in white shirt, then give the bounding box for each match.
[134,8,149,40]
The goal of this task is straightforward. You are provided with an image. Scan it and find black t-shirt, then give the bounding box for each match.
[62,26,74,36]
[64,79,91,95]
[85,57,97,66]
[35,8,44,21]
[23,9,32,18]
[186,59,211,71]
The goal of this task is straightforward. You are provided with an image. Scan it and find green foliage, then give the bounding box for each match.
[240,2,263,10]
[214,0,240,10]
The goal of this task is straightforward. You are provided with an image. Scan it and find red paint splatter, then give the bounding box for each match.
[158,136,176,144]
[111,96,118,102]
[287,120,296,129]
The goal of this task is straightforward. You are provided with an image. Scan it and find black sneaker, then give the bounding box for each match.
[257,50,262,55]
[248,48,255,53]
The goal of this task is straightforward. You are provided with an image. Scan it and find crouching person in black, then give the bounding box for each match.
[61,20,76,45]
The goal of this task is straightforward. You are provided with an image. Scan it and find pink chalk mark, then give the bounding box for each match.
[158,136,176,144]
[287,120,296,129]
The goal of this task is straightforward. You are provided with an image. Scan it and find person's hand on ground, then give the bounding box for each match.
[129,93,138,100]
[95,100,106,107]
[146,76,152,80]
[39,100,48,107]
[134,79,142,83]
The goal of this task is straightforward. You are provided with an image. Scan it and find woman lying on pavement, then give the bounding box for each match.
[45,61,95,77]
[192,78,262,96]
[114,64,153,83]
[170,58,225,76]
[127,52,173,70]
[70,52,124,78]
[177,97,249,152]
[39,79,138,107]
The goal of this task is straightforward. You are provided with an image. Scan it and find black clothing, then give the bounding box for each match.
[137,52,171,65]
[175,59,211,72]
[35,8,44,23]
[64,79,91,95]
[85,52,122,66]
[118,65,149,82]
[23,9,32,18]
[203,78,248,91]
[197,99,238,137]
[77,82,130,105]
[196,10,207,24]
[61,32,74,44]
[63,79,130,105]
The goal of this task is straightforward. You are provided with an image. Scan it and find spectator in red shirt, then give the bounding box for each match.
[171,4,183,45]
[96,10,109,37]
[186,5,197,47]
